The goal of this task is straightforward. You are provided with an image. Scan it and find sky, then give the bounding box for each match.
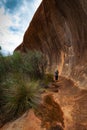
[0,0,42,55]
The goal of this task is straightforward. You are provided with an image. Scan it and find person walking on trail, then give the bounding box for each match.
[54,69,59,81]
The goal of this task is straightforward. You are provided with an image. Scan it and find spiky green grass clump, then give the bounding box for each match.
[1,78,42,125]
[0,50,47,126]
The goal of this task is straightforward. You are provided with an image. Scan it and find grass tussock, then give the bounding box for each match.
[0,50,47,126]
[0,76,43,126]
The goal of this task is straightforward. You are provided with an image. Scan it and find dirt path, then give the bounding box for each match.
[51,76,87,130]
[0,76,87,130]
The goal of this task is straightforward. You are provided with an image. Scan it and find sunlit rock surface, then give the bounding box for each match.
[1,77,87,130]
[3,0,87,130]
[15,0,87,89]
[1,110,45,130]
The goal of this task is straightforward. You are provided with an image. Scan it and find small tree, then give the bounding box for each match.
[23,51,47,79]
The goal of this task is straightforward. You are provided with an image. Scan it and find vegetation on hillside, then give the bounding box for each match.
[0,50,51,126]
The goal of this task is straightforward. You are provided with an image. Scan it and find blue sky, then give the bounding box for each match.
[0,0,42,55]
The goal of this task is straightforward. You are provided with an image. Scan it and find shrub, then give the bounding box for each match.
[43,73,53,84]
[0,76,42,126]
[0,54,6,81]
[0,51,47,81]
[22,51,47,79]
[10,52,22,72]
[0,50,47,126]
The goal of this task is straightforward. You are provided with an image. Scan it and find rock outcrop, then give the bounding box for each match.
[4,0,86,130]
[1,77,87,130]
[0,110,45,130]
[15,0,87,89]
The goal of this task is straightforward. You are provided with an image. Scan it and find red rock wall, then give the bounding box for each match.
[15,0,87,89]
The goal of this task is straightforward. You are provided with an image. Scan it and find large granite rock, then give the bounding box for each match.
[1,110,45,130]
[2,1,87,129]
[15,0,87,89]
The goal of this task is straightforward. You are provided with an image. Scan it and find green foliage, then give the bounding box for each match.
[10,52,22,72]
[0,74,42,125]
[22,51,47,79]
[0,51,47,81]
[42,73,53,86]
[0,54,6,81]
[0,50,47,126]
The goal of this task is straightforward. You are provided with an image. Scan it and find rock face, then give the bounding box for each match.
[0,110,45,130]
[2,1,86,129]
[1,0,87,130]
[15,0,87,89]
[1,77,87,130]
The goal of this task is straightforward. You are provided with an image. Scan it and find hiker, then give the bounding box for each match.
[54,69,59,81]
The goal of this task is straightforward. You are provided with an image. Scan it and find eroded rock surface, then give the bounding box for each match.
[4,0,87,129]
[1,77,87,130]
[15,0,87,89]
[0,110,45,130]
[53,77,87,130]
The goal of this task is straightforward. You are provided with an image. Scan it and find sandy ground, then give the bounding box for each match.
[52,76,87,130]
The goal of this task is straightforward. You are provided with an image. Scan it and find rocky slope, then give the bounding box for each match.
[0,110,45,130]
[2,0,87,130]
[1,77,87,130]
[15,0,87,89]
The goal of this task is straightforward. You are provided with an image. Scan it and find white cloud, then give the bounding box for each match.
[0,7,13,27]
[0,0,42,54]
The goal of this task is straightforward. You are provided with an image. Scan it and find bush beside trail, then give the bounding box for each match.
[0,51,48,127]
